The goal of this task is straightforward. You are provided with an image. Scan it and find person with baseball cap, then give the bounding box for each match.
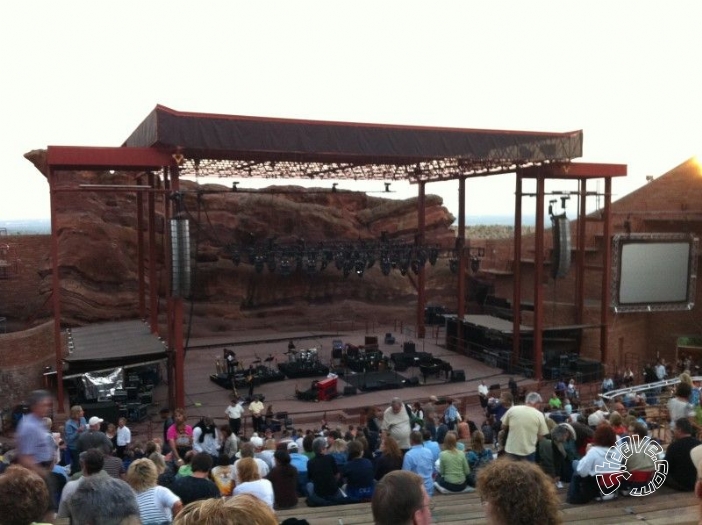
[76,415,114,455]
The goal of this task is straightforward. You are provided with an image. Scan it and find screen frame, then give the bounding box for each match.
[611,233,698,313]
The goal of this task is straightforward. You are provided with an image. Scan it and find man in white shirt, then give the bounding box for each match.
[248,396,265,434]
[225,397,244,436]
[116,417,131,459]
[381,397,411,451]
[478,380,489,412]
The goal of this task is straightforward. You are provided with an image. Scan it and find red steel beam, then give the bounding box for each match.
[49,168,65,413]
[137,185,146,319]
[47,146,175,171]
[148,173,159,334]
[575,179,587,324]
[533,175,545,381]
[601,178,613,368]
[512,174,523,368]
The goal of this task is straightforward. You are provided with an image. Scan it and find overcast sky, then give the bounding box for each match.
[1,1,700,222]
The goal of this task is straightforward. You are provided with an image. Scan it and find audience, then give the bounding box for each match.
[664,417,701,491]
[500,392,549,462]
[373,435,403,481]
[306,436,346,506]
[434,431,470,494]
[68,474,141,525]
[402,431,435,496]
[341,439,375,502]
[57,448,109,519]
[567,424,622,504]
[0,465,51,525]
[266,449,298,509]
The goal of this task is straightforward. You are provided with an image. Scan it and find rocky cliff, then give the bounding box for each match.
[26,150,458,329]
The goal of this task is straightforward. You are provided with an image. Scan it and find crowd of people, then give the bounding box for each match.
[5,366,702,524]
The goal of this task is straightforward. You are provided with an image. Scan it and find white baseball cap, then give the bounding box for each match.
[88,416,103,426]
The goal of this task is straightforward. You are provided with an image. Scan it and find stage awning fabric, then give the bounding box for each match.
[65,320,167,373]
[123,105,583,182]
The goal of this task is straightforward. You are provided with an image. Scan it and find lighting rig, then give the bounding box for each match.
[226,238,443,278]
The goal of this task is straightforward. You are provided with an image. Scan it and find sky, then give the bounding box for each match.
[1,1,700,223]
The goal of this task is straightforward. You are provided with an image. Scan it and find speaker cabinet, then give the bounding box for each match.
[403,341,416,354]
[551,215,571,279]
[451,370,466,382]
[332,347,343,359]
[343,385,357,396]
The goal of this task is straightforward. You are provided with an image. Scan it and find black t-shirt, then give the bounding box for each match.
[267,465,299,509]
[665,435,701,491]
[307,454,339,497]
[374,453,403,481]
[170,475,221,505]
[342,458,374,489]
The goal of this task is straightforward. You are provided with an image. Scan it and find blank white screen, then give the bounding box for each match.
[619,242,690,304]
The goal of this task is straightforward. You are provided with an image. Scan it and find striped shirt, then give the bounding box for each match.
[135,485,180,525]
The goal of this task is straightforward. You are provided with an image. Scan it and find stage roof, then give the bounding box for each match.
[65,320,166,372]
[122,105,583,183]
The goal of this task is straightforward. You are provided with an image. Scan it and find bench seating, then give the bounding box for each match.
[276,485,700,524]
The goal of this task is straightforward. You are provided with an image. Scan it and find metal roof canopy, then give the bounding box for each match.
[117,104,584,182]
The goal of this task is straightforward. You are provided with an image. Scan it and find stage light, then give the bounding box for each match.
[280,257,292,276]
[355,259,365,277]
[428,247,439,266]
[254,255,265,274]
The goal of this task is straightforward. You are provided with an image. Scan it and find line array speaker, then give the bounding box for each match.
[551,214,571,279]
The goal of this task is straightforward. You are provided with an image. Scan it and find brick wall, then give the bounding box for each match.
[0,321,57,411]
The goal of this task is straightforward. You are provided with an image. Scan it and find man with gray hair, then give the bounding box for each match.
[500,391,549,462]
[306,436,346,506]
[381,397,411,451]
[68,474,140,525]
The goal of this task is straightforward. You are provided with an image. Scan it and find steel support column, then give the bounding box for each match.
[49,168,65,413]
[168,166,185,409]
[575,179,587,324]
[148,173,158,333]
[533,175,545,381]
[137,183,146,319]
[416,181,426,339]
[601,177,612,368]
[512,174,523,368]
[456,177,466,354]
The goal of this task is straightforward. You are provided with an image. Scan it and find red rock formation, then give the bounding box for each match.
[25,150,458,327]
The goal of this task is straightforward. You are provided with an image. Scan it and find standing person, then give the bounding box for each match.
[248,396,265,434]
[76,416,114,456]
[402,431,435,496]
[226,396,244,436]
[478,458,562,525]
[15,390,56,475]
[668,382,696,432]
[508,377,519,400]
[126,458,183,524]
[435,431,470,494]
[443,398,461,431]
[247,365,256,399]
[192,416,221,462]
[410,402,424,432]
[381,397,412,451]
[68,475,141,525]
[371,470,433,525]
[478,381,490,414]
[116,417,131,459]
[500,392,550,462]
[64,405,87,475]
[167,408,194,468]
[57,449,109,519]
[220,425,239,462]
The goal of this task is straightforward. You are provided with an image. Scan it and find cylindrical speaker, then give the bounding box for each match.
[170,218,191,297]
[551,215,571,279]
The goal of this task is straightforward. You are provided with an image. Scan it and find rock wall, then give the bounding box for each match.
[24,150,458,326]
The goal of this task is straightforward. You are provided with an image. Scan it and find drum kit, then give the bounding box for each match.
[279,346,329,378]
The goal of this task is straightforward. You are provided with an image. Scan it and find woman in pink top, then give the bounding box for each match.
[167,408,193,467]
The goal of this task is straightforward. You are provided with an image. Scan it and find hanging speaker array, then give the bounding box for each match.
[170,218,191,298]
[551,214,571,279]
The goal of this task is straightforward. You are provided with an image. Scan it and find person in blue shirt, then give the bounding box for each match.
[421,429,440,465]
[402,431,435,496]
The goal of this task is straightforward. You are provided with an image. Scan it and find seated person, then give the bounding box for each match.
[266,449,298,510]
[342,440,375,501]
[233,457,274,509]
[173,493,278,525]
[567,424,622,504]
[466,430,493,486]
[537,424,574,488]
[664,417,701,492]
[306,437,347,506]
[621,422,658,495]
[435,431,470,493]
[69,474,141,525]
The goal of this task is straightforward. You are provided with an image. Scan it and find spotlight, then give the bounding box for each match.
[355,259,365,277]
[280,258,292,276]
[254,256,265,274]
